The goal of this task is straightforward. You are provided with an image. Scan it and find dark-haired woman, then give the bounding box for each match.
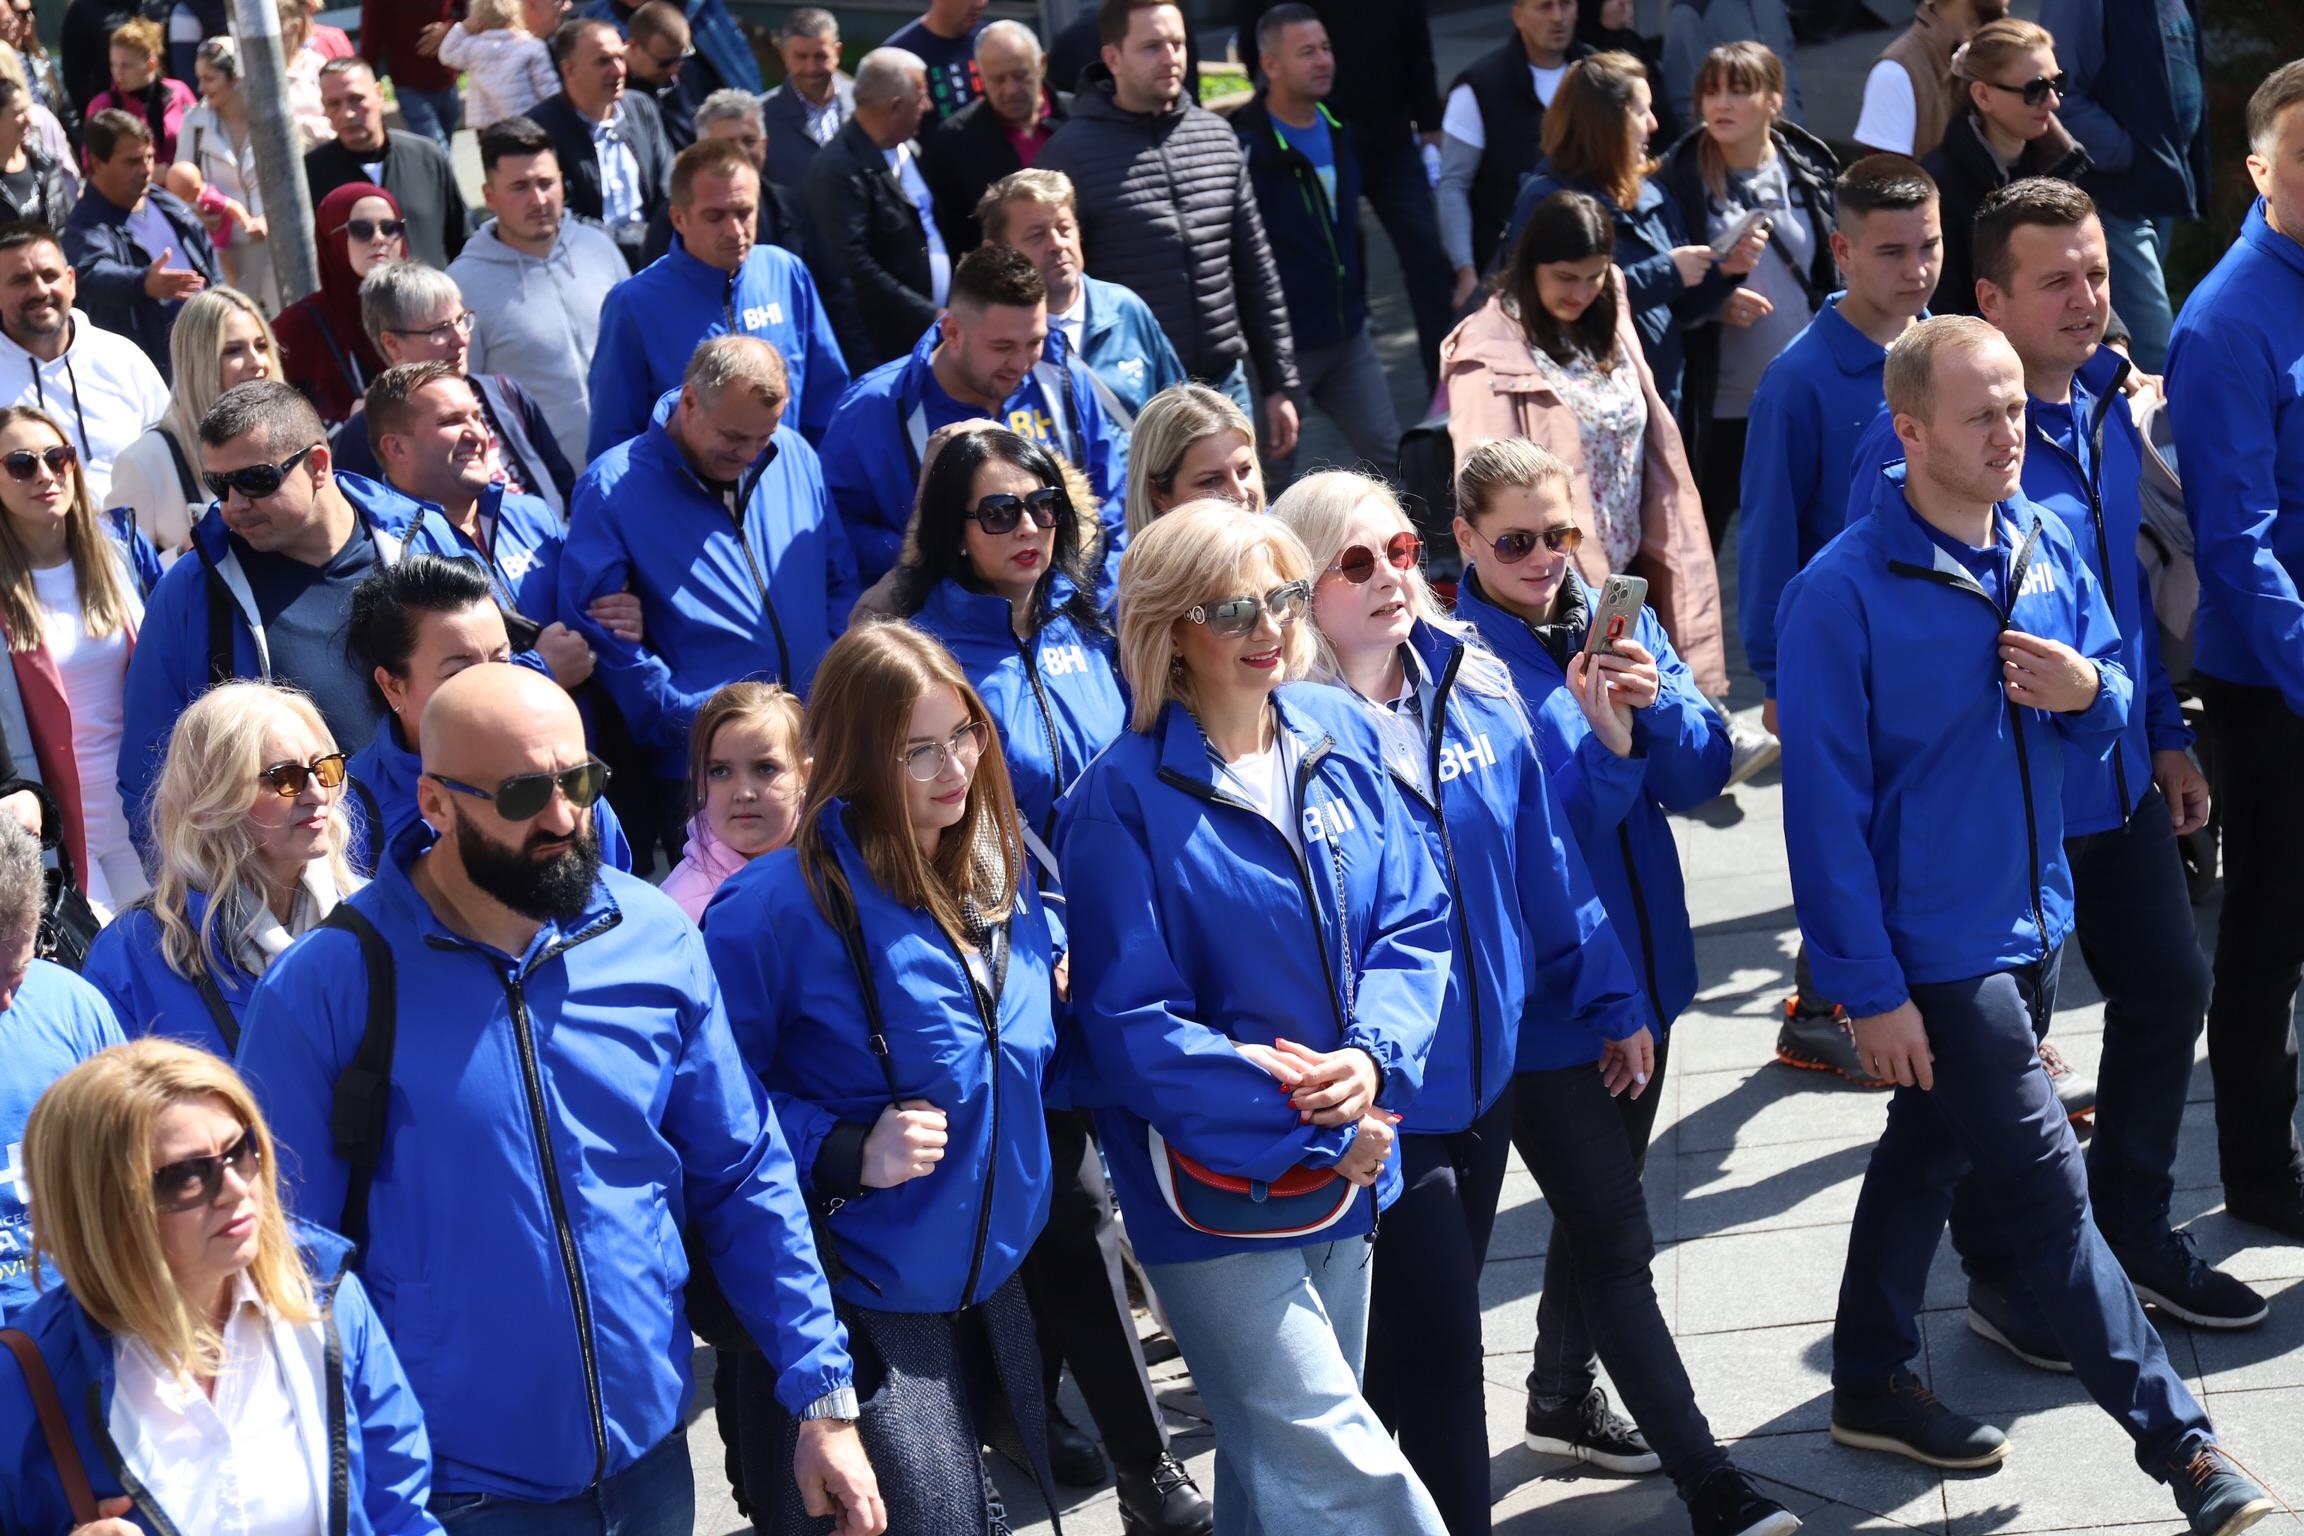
[1443,188,1727,701]
[341,553,633,872]
[704,620,1062,1535]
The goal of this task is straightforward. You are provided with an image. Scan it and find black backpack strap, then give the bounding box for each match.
[158,424,200,504]
[203,564,236,685]
[191,961,239,1056]
[321,904,396,1254]
[818,869,900,1109]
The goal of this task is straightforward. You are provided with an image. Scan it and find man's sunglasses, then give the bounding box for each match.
[0,443,73,482]
[1981,70,2068,107]
[203,443,316,502]
[345,217,407,243]
[1186,580,1311,638]
[154,1127,261,1214]
[429,758,612,822]
[967,487,1067,535]
[1480,525,1584,566]
[1327,531,1422,585]
[258,751,347,798]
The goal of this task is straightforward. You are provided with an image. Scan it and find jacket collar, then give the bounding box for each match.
[1151,689,1332,800]
[1454,564,1591,670]
[636,387,780,502]
[915,575,1023,646]
[1069,62,1186,128]
[374,816,623,971]
[1808,293,1908,377]
[2240,198,2304,282]
[1867,461,2038,573]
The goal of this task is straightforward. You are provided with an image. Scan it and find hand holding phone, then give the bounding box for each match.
[1710,206,1773,263]
[1584,574,1649,657]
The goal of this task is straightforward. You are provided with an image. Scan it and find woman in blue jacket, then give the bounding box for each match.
[0,1038,439,1535]
[1057,502,1451,1536]
[82,680,360,1059]
[1450,439,1741,1492]
[704,620,1062,1535]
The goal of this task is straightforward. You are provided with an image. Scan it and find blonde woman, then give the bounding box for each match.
[0,1038,440,1534]
[1121,383,1266,538]
[107,288,279,560]
[1924,19,2087,314]
[81,681,356,1060]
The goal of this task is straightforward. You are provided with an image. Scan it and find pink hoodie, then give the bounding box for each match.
[661,815,754,922]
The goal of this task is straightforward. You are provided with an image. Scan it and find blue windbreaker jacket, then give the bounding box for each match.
[560,395,858,779]
[704,804,1058,1313]
[584,240,850,460]
[0,962,124,1323]
[819,321,1130,586]
[117,475,468,849]
[2166,199,2304,712]
[433,481,565,630]
[81,890,262,1058]
[343,715,634,877]
[1054,686,1451,1266]
[1778,467,2132,1016]
[1384,622,1645,1123]
[1073,273,1186,425]
[1454,569,1730,1035]
[1844,345,2188,836]
[0,1222,439,1536]
[236,830,852,1501]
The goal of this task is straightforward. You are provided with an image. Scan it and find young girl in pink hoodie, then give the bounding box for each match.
[661,681,808,921]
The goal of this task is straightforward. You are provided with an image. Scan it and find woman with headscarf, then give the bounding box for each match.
[270,180,403,425]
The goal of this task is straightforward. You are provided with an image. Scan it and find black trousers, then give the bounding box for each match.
[1698,415,1749,554]
[1356,137,1457,391]
[1364,1092,1515,1536]
[2196,676,2304,1198]
[1020,1110,1168,1465]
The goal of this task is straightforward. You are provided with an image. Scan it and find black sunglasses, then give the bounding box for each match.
[1480,525,1583,566]
[203,443,316,502]
[345,216,407,243]
[153,1127,261,1214]
[429,758,611,822]
[967,487,1067,536]
[1328,531,1422,585]
[1186,580,1311,638]
[0,443,73,482]
[258,751,347,798]
[1981,70,2068,107]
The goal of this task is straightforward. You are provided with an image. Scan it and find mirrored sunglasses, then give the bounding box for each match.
[1186,580,1311,638]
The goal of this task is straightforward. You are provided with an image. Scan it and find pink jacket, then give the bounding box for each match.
[1440,274,1728,698]
[661,815,752,922]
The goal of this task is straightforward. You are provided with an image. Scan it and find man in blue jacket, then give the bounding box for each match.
[1780,318,2275,1535]
[587,136,850,459]
[238,664,883,1532]
[1740,154,1939,1082]
[2166,62,2304,1243]
[61,108,221,381]
[818,244,1128,587]
[117,381,468,851]
[561,334,856,867]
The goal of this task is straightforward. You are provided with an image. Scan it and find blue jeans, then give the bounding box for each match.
[430,1434,694,1536]
[1147,1242,1447,1536]
[396,85,462,149]
[1831,953,2211,1473]
[2102,214,2176,374]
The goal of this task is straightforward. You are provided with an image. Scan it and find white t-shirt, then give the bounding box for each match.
[32,561,139,911]
[1213,730,1302,854]
[1050,287,1088,359]
[1852,61,1918,154]
[888,143,952,307]
[0,311,172,508]
[1440,63,1570,151]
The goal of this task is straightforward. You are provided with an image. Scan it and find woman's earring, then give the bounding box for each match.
[1169,652,1185,674]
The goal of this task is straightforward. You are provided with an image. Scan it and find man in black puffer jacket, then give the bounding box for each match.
[1041,0,1300,458]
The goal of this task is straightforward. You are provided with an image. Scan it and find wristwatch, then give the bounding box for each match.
[800,1386,860,1423]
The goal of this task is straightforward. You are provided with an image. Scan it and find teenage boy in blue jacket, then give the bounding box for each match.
[2166,62,2304,1243]
[1739,154,1940,1083]
[1842,179,2262,1350]
[586,138,851,459]
[818,245,1128,588]
[238,664,885,1531]
[1780,317,2275,1536]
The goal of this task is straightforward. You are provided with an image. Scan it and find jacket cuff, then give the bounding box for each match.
[1297,1121,1359,1169]
[2144,720,2194,753]
[1343,1033,1407,1111]
[811,1120,872,1204]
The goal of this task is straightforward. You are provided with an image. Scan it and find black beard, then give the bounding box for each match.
[448,802,602,925]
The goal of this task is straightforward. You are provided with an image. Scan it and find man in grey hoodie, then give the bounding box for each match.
[448,117,630,470]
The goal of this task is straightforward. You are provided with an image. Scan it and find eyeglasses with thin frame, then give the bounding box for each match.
[900,719,988,782]
[1186,580,1311,638]
[1479,525,1583,566]
[202,443,316,503]
[1326,531,1422,585]
[428,758,612,822]
[0,443,74,482]
[967,487,1066,536]
[258,751,347,798]
[1980,70,2067,107]
[345,216,407,244]
[153,1126,261,1214]
[385,310,476,347]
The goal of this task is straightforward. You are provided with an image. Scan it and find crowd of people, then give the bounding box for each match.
[0,0,2295,1533]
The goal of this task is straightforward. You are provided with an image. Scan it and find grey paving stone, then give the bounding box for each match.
[1669,1060,1897,1154]
[1936,1395,2197,1535]
[1679,1222,1853,1336]
[1673,1318,1838,1440]
[1918,1302,2203,1423]
[2191,1276,2304,1394]
[1729,1428,1950,1530]
[1677,1133,1878,1241]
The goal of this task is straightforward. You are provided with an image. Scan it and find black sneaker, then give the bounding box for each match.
[1525,1385,1662,1474]
[1688,1465,1802,1536]
[1775,999,1893,1089]
[2167,1436,2278,1536]
[1046,1404,1107,1487]
[1966,1275,2071,1373]
[1114,1453,1214,1536]
[1830,1371,2010,1469]
[2118,1230,2269,1329]
[2224,1182,2304,1241]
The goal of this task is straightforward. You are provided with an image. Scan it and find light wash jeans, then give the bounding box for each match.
[2101,213,2176,375]
[1146,1242,1448,1536]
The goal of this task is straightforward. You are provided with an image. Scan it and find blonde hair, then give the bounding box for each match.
[1950,19,2055,122]
[165,289,280,454]
[107,18,163,61]
[976,167,1076,243]
[27,1039,317,1380]
[687,680,806,817]
[465,0,523,30]
[1271,470,1515,702]
[0,406,133,653]
[1882,314,2008,425]
[1453,436,1575,524]
[149,682,357,983]
[1115,501,1317,733]
[1124,384,1258,538]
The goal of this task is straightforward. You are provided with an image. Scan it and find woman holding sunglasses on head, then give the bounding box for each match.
[271,181,405,425]
[1923,20,2086,317]
[1057,501,1452,1536]
[703,620,1064,1534]
[82,681,358,1059]
[0,1037,441,1536]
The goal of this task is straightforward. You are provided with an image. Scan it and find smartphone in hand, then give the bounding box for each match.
[1709,206,1772,262]
[1584,574,1649,657]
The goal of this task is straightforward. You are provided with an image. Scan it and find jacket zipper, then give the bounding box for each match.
[86,1387,188,1536]
[2029,373,2132,818]
[1015,632,1067,841]
[941,932,1003,1310]
[722,269,736,330]
[1418,648,1487,1109]
[724,489,793,683]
